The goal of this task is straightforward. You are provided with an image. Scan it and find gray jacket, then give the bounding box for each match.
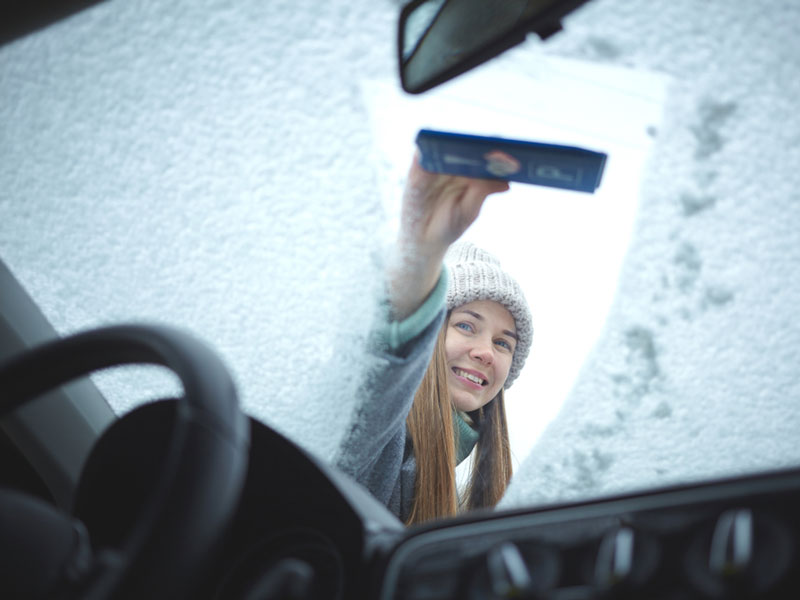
[335,305,446,522]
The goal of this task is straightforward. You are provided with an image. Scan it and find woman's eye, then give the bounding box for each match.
[495,339,512,351]
[455,322,473,333]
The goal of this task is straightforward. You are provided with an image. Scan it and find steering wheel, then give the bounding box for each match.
[0,324,249,599]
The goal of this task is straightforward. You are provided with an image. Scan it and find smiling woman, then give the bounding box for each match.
[334,154,533,525]
[405,244,533,524]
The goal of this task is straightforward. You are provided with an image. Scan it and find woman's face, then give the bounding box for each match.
[445,299,517,412]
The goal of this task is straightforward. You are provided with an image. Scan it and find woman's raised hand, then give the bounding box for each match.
[390,153,510,320]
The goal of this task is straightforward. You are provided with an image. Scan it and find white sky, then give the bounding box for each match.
[362,51,670,468]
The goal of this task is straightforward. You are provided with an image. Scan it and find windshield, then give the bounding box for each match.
[1,0,798,520]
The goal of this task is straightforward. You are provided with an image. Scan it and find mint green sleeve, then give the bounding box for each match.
[384,265,448,352]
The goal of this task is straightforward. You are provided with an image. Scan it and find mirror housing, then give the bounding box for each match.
[0,0,107,47]
[398,0,595,94]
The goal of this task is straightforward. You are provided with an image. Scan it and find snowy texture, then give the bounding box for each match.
[1,0,800,511]
[0,0,397,460]
[501,0,800,507]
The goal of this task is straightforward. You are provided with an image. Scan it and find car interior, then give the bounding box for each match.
[1,0,798,599]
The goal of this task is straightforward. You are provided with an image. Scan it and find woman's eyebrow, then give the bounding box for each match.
[456,309,483,320]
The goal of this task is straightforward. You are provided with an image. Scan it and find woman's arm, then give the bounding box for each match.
[335,153,510,513]
[389,153,509,321]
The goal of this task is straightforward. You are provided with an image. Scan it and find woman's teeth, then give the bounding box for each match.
[454,368,485,385]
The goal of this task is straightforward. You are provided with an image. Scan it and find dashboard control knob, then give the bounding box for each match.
[592,525,659,593]
[595,526,635,586]
[486,542,533,598]
[686,507,794,598]
[467,541,559,599]
[708,508,753,578]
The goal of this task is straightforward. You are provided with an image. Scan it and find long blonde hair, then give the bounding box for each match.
[405,318,513,525]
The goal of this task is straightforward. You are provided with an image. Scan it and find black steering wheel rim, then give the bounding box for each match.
[0,324,249,599]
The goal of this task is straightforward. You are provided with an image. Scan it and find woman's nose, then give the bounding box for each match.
[470,339,494,364]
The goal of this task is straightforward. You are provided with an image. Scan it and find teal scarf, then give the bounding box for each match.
[454,411,479,465]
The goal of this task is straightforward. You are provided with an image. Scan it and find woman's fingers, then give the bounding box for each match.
[390,155,511,320]
[402,157,511,250]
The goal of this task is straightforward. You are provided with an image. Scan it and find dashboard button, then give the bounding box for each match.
[486,542,533,598]
[685,507,793,598]
[592,525,660,594]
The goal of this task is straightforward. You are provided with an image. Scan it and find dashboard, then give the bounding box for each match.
[377,467,799,599]
[195,417,800,600]
[194,410,405,600]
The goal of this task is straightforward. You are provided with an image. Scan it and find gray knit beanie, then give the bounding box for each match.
[445,241,533,388]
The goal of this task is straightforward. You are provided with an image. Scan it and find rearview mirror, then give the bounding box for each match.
[398,0,594,94]
[0,0,107,46]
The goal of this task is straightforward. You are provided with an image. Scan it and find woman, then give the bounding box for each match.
[335,154,532,525]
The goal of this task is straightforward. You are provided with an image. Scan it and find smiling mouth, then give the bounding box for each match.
[453,368,487,386]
